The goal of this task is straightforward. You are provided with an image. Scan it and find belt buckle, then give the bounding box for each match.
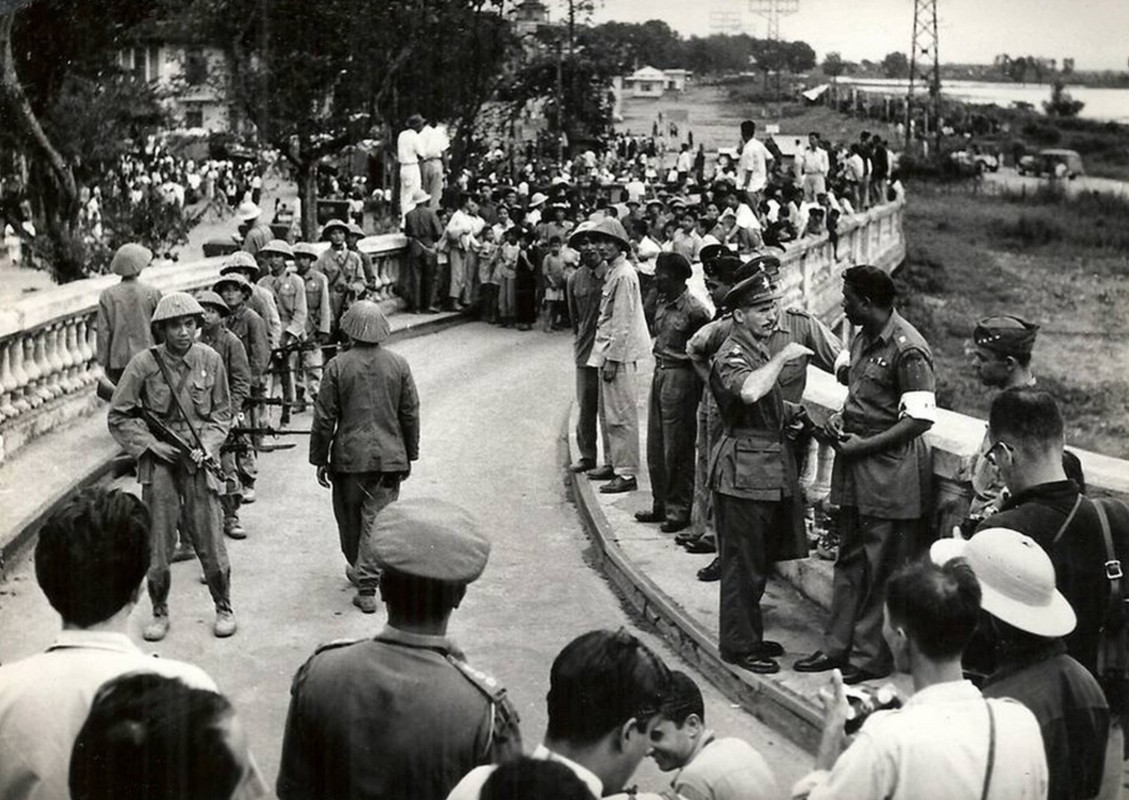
[1107,560,1124,580]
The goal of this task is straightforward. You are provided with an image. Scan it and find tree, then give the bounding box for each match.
[1044,80,1084,118]
[786,41,817,73]
[883,51,909,79]
[822,51,845,80]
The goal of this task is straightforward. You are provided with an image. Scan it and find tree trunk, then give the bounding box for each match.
[297,159,318,241]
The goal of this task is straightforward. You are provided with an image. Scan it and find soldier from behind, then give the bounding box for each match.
[107,292,236,641]
[276,499,522,800]
[309,300,419,613]
[96,243,162,384]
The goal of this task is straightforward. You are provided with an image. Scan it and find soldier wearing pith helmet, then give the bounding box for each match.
[96,243,163,384]
[277,499,522,800]
[309,300,420,614]
[107,292,236,641]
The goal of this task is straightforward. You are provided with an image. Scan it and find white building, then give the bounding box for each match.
[621,66,692,98]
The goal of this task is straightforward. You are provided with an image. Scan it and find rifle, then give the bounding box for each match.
[270,340,342,357]
[231,425,313,437]
[135,406,227,484]
[243,397,308,408]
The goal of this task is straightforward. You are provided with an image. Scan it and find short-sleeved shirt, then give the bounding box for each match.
[566,263,608,366]
[652,289,711,366]
[765,308,843,403]
[739,138,772,193]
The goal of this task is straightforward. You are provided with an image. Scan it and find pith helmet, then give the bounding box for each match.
[152,291,205,323]
[110,243,153,277]
[260,239,294,258]
[339,300,391,344]
[213,272,253,296]
[293,242,321,259]
[320,218,349,239]
[346,222,365,238]
[220,251,260,277]
[195,290,230,316]
[587,217,630,250]
[237,200,262,221]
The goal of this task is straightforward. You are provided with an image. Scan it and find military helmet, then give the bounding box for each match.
[213,271,253,296]
[586,217,630,250]
[260,239,294,258]
[346,221,365,238]
[220,251,260,277]
[293,242,321,259]
[320,218,349,239]
[339,300,391,344]
[195,290,230,316]
[151,291,205,323]
[110,243,153,277]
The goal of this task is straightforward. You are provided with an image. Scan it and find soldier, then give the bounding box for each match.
[257,239,308,429]
[220,252,282,348]
[96,243,162,385]
[213,271,269,503]
[346,221,377,288]
[314,218,367,330]
[277,499,522,800]
[310,301,419,613]
[795,265,936,685]
[239,201,272,257]
[292,242,333,413]
[709,270,812,674]
[107,292,236,641]
[634,252,711,533]
[403,189,444,313]
[197,290,252,540]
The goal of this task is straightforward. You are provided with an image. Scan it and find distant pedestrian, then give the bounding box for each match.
[239,201,272,257]
[398,114,425,219]
[96,243,162,385]
[404,189,444,313]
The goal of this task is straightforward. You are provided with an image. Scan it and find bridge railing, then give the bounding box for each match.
[0,234,406,462]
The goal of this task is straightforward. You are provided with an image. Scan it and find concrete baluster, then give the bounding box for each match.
[23,336,45,407]
[0,339,19,419]
[9,335,32,412]
[43,324,65,397]
[59,320,79,392]
[76,316,96,385]
[33,329,54,401]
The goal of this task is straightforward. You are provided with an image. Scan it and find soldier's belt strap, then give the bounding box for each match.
[724,427,780,443]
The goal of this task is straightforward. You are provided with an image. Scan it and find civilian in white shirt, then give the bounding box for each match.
[792,558,1048,800]
[419,119,449,211]
[799,132,830,202]
[737,120,774,209]
[397,113,425,218]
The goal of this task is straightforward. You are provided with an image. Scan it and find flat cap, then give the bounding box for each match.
[974,315,1039,356]
[371,498,490,583]
[111,243,153,277]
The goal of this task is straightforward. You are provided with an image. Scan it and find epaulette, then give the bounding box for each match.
[445,655,508,704]
[313,637,363,656]
[290,638,363,696]
[784,307,812,319]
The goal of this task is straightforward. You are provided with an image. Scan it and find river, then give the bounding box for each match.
[835,77,1129,124]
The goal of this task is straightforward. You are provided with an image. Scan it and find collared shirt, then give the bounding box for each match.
[766,308,843,404]
[309,344,420,473]
[200,325,251,413]
[794,681,1048,800]
[397,128,421,165]
[0,630,218,800]
[673,731,778,800]
[96,279,162,371]
[278,625,522,800]
[297,268,332,337]
[588,255,652,368]
[446,744,603,800]
[314,247,367,323]
[241,220,273,256]
[258,271,308,339]
[800,145,830,176]
[226,304,270,382]
[738,138,772,193]
[567,262,608,366]
[652,288,711,365]
[418,124,449,161]
[670,228,703,262]
[249,284,282,348]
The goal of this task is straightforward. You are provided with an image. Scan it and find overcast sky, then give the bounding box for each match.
[579,0,1129,71]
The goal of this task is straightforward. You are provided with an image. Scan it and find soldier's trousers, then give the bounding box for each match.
[144,460,232,615]
[824,508,921,673]
[269,350,297,426]
[598,362,640,477]
[449,249,471,304]
[331,471,400,592]
[715,493,786,657]
[646,365,700,521]
[576,366,610,466]
[298,345,323,400]
[690,390,723,544]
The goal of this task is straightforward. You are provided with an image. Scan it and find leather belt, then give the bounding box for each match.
[723,427,781,443]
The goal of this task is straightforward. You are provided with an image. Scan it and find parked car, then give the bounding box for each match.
[1017,149,1085,179]
[949,149,999,173]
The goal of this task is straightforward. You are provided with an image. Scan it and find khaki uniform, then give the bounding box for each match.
[225,304,269,487]
[314,247,367,327]
[259,272,308,425]
[200,326,251,516]
[95,279,162,382]
[297,268,332,400]
[709,325,806,658]
[249,285,282,348]
[107,343,233,615]
[241,220,273,257]
[277,627,522,800]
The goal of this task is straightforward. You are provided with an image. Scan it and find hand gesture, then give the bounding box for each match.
[779,342,814,362]
[316,465,332,489]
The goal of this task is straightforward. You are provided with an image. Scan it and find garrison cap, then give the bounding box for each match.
[974,315,1040,356]
[339,300,390,344]
[110,243,153,277]
[213,272,253,296]
[151,292,204,324]
[195,290,230,316]
[371,498,490,583]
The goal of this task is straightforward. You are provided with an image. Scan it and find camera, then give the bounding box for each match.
[844,683,902,734]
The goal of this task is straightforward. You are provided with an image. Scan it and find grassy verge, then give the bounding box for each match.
[896,182,1129,458]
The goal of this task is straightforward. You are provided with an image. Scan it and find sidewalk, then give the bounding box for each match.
[564,358,912,752]
[0,305,470,579]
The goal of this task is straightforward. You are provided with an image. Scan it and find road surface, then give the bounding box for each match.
[0,321,811,795]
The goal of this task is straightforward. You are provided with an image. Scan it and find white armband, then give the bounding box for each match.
[832,349,850,374]
[899,391,937,422]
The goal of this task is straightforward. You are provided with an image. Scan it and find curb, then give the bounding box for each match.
[560,404,823,753]
[0,309,473,580]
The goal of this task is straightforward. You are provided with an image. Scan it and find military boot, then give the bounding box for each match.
[143,609,170,642]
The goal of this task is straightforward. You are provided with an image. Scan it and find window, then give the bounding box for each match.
[148,45,160,82]
[184,104,204,129]
[132,47,147,81]
[185,48,207,86]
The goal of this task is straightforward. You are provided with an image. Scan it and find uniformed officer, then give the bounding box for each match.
[314,218,367,329]
[197,290,252,539]
[257,239,308,429]
[966,314,1039,522]
[214,271,269,503]
[96,243,162,385]
[309,300,420,613]
[107,292,236,641]
[709,270,812,674]
[276,499,522,800]
[795,265,936,684]
[292,242,332,413]
[220,252,282,348]
[635,252,711,532]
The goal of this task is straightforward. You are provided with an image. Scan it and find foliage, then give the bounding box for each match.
[821,52,845,79]
[1043,80,1085,118]
[882,51,909,79]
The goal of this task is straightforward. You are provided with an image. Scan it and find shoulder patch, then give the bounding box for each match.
[446,655,507,703]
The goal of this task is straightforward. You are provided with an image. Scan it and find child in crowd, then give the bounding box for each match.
[435,209,451,308]
[496,227,522,328]
[477,227,500,324]
[540,236,567,332]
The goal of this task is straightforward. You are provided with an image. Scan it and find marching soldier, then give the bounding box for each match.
[220,252,282,348]
[310,301,419,613]
[314,218,367,330]
[293,242,333,413]
[708,269,812,674]
[96,243,162,385]
[257,239,308,428]
[277,499,522,800]
[107,292,237,641]
[346,221,377,288]
[197,290,252,540]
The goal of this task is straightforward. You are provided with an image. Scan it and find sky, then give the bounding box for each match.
[579,0,1129,71]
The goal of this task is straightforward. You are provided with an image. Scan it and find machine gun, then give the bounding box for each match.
[134,406,226,484]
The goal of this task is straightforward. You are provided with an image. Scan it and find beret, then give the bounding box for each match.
[371,499,490,583]
[974,315,1039,356]
[655,252,692,280]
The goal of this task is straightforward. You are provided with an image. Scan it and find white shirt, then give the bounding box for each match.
[674,733,778,800]
[625,179,646,203]
[734,202,761,231]
[793,680,1048,800]
[419,124,450,160]
[447,744,604,800]
[800,145,829,176]
[676,150,693,172]
[738,138,773,193]
[397,128,421,165]
[636,235,662,275]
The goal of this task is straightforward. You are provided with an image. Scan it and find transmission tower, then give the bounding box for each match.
[905,0,941,150]
[749,0,799,40]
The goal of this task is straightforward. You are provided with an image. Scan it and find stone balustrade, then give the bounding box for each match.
[0,234,407,462]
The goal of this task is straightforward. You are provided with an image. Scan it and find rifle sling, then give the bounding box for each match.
[149,346,210,457]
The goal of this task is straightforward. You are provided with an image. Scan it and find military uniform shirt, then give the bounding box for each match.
[566,262,608,366]
[96,279,163,372]
[249,285,282,348]
[765,308,843,403]
[258,272,308,339]
[652,289,711,365]
[200,326,251,414]
[298,268,333,337]
[241,221,273,256]
[226,305,270,383]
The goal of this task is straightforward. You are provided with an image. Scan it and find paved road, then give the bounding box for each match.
[0,322,810,795]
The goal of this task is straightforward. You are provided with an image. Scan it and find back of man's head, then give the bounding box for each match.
[35,487,150,628]
[989,388,1064,458]
[658,671,705,726]
[545,629,671,746]
[480,756,593,800]
[70,673,244,800]
[887,559,981,661]
[740,120,756,139]
[380,569,466,625]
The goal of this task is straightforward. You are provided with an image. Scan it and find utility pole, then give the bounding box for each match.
[748,0,799,40]
[906,0,941,152]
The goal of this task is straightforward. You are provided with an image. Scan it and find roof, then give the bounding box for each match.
[627,66,668,81]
